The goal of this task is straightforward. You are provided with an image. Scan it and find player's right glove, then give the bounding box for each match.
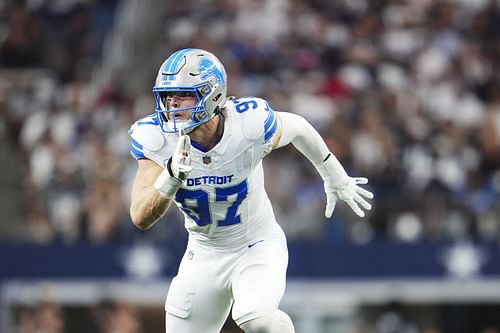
[316,153,373,218]
[154,129,192,199]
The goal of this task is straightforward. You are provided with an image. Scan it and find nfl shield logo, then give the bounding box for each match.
[203,156,211,164]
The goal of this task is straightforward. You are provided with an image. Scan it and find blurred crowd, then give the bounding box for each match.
[13,299,149,333]
[1,0,500,245]
[9,298,500,333]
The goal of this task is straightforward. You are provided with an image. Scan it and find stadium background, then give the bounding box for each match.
[1,0,500,332]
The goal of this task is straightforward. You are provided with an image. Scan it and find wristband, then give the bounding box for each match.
[154,162,183,199]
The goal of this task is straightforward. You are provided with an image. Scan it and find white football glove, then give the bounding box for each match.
[317,153,373,218]
[324,176,373,218]
[169,128,192,181]
[154,129,192,198]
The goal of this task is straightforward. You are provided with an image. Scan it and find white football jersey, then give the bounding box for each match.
[129,97,281,250]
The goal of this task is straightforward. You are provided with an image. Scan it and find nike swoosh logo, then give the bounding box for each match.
[248,240,264,248]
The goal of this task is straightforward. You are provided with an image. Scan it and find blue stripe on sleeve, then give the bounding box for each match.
[264,114,278,143]
[131,138,143,151]
[131,146,145,159]
[264,110,275,133]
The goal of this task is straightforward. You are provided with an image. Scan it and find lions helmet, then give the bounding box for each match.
[153,48,227,133]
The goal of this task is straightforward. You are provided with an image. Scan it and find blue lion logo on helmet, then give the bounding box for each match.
[197,57,224,84]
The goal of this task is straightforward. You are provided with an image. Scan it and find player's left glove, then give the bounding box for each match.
[316,153,373,218]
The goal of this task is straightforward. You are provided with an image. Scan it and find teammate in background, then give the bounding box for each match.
[128,48,373,333]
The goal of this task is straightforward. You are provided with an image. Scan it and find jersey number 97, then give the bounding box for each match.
[175,180,248,227]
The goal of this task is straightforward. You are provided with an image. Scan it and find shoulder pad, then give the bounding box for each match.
[129,116,165,152]
[232,97,275,141]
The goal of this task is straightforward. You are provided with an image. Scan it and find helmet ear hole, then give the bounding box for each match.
[212,93,222,103]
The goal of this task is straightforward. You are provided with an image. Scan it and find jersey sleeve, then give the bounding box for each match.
[128,114,166,161]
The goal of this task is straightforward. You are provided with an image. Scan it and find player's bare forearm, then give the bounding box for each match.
[130,159,173,229]
[130,186,173,229]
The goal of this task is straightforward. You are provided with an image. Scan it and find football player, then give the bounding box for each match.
[129,48,373,333]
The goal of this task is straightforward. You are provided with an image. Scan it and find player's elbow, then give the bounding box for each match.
[131,216,154,230]
[129,207,154,230]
